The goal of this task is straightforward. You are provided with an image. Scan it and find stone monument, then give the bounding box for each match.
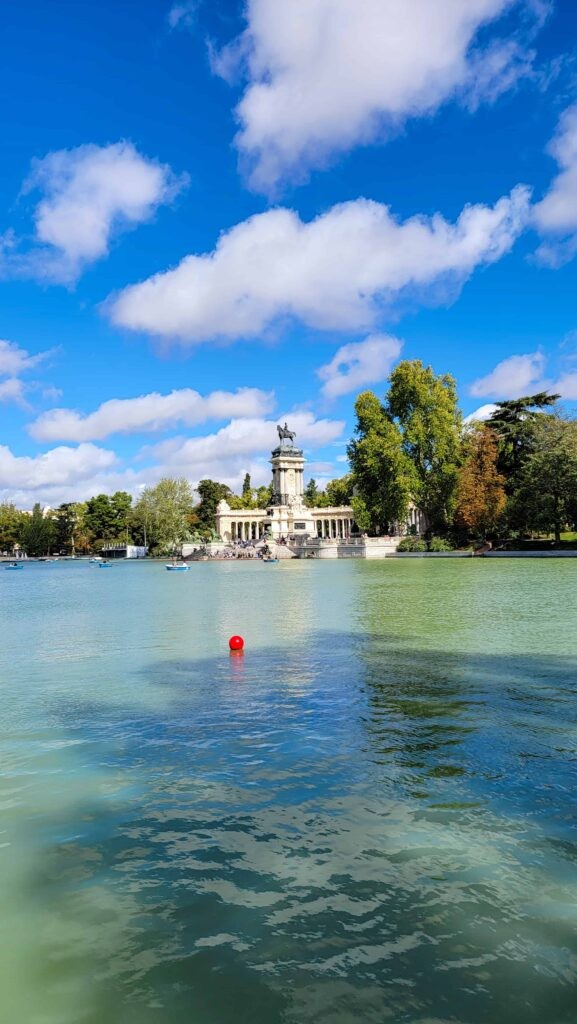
[266,424,317,539]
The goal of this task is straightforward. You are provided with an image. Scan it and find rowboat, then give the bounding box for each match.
[4,562,23,570]
[98,561,112,568]
[166,563,190,571]
[262,557,279,563]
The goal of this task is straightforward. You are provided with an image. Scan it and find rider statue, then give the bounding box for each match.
[277,422,297,445]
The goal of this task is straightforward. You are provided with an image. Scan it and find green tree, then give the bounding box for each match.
[455,427,506,540]
[304,478,320,507]
[325,474,353,506]
[386,360,462,533]
[488,391,560,481]
[0,503,26,553]
[134,478,195,553]
[194,479,232,539]
[254,483,273,508]
[85,494,117,542]
[241,473,253,507]
[22,503,56,556]
[509,416,577,542]
[110,491,133,538]
[348,390,417,533]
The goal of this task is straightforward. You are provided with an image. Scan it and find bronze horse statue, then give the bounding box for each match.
[277,422,296,444]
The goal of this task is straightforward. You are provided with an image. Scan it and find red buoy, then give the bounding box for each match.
[229,634,244,652]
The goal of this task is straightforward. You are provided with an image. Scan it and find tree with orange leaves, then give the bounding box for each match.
[455,427,506,540]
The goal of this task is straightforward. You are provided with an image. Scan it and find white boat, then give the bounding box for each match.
[165,563,190,571]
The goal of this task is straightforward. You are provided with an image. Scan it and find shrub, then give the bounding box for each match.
[428,536,454,552]
[397,536,427,552]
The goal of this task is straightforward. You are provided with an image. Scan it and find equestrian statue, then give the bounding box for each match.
[277,422,297,444]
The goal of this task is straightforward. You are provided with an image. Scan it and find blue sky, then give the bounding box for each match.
[1,0,577,506]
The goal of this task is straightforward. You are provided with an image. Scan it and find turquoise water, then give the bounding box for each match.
[1,559,576,1023]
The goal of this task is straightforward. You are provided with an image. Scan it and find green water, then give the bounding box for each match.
[1,559,576,1023]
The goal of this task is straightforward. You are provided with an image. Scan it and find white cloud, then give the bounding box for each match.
[29,386,274,442]
[110,187,530,343]
[0,443,117,503]
[0,339,53,376]
[168,1,198,29]
[214,0,544,190]
[533,103,577,266]
[470,351,546,398]
[0,378,29,408]
[145,411,345,492]
[317,333,402,399]
[3,412,343,507]
[550,372,577,400]
[463,403,498,423]
[5,143,185,284]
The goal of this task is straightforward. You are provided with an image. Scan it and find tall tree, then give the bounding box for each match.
[85,494,117,542]
[110,491,133,538]
[348,390,417,534]
[135,478,195,553]
[455,427,506,539]
[195,479,232,538]
[488,391,560,481]
[0,503,26,553]
[325,474,353,506]
[303,478,320,507]
[22,504,56,556]
[241,473,253,507]
[386,360,462,533]
[509,416,577,542]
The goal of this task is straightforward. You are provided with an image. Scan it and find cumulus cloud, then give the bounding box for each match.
[2,411,343,506]
[213,0,545,190]
[0,339,53,376]
[110,187,530,343]
[0,378,29,408]
[533,103,577,266]
[463,403,499,424]
[3,142,185,284]
[145,411,344,492]
[317,334,402,399]
[470,351,547,398]
[0,443,117,502]
[29,386,274,442]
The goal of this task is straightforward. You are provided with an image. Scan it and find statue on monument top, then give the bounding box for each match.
[276,422,297,445]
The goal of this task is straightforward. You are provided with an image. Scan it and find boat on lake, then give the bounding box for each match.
[262,557,279,563]
[98,561,112,568]
[4,562,23,570]
[166,562,190,571]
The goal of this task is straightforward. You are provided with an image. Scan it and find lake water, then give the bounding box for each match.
[1,558,576,1024]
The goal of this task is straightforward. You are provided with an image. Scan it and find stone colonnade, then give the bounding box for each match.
[315,517,355,539]
[231,519,266,542]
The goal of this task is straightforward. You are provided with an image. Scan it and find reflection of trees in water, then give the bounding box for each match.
[16,636,577,1024]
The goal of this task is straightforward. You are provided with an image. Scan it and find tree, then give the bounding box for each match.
[241,473,253,507]
[325,474,353,506]
[509,416,577,542]
[386,360,462,533]
[194,479,232,538]
[0,503,26,553]
[348,390,417,534]
[304,478,320,507]
[488,391,560,481]
[134,478,195,553]
[110,491,132,538]
[85,494,116,542]
[455,427,506,539]
[254,483,273,508]
[22,504,56,556]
